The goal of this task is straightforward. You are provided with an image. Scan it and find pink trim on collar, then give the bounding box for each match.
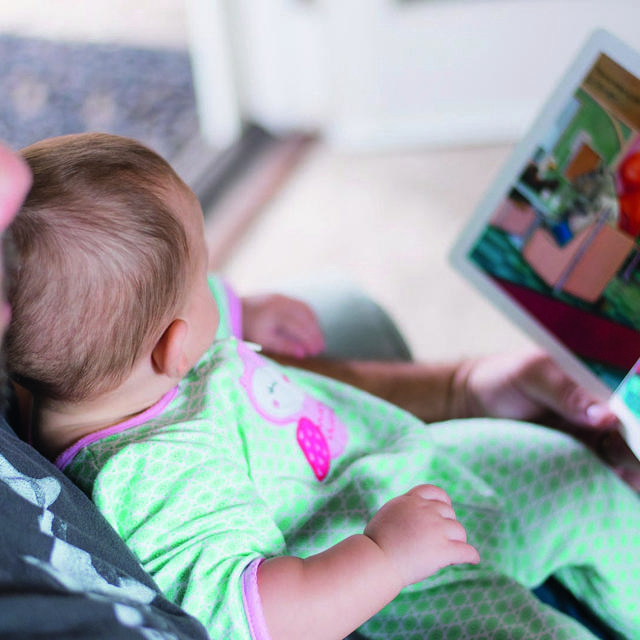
[224,279,243,339]
[55,386,179,470]
[242,557,273,640]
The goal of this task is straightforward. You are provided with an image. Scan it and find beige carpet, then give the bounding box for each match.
[217,141,536,363]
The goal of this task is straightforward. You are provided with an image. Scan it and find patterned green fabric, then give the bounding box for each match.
[207,274,235,339]
[63,280,640,639]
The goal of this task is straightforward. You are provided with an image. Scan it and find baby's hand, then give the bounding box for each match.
[241,294,325,358]
[364,484,479,588]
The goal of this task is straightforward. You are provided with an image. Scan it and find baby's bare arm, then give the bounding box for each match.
[258,485,479,640]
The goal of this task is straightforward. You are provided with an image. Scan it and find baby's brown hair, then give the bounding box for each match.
[5,133,192,402]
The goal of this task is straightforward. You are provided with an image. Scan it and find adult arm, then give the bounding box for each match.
[272,348,640,487]
[270,353,459,423]
[270,348,618,428]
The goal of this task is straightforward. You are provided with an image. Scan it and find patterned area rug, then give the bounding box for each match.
[0,33,313,266]
[0,34,198,162]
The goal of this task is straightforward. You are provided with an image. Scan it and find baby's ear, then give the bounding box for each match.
[152,319,190,379]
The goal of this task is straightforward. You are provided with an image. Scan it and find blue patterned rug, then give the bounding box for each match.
[0,34,199,162]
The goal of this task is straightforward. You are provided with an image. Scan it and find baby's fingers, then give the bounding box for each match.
[407,484,452,505]
[444,515,470,543]
[264,333,312,359]
[280,312,325,355]
[447,540,480,566]
[436,519,479,569]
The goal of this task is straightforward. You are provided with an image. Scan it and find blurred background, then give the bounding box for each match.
[2,0,640,361]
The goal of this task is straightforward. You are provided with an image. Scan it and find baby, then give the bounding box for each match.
[7,133,639,640]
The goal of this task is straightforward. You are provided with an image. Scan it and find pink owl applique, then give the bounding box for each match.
[237,342,348,481]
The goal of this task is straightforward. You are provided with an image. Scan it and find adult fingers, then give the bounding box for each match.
[514,350,619,428]
[0,144,31,231]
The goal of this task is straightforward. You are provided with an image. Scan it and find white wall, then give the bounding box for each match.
[0,0,188,49]
[323,0,640,149]
[190,0,640,150]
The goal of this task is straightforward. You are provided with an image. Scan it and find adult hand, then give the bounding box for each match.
[0,143,31,232]
[457,348,618,427]
[0,143,31,336]
[457,348,640,490]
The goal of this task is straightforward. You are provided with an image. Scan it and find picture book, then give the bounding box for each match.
[450,29,640,460]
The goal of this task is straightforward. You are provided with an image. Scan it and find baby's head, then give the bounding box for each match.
[5,133,216,404]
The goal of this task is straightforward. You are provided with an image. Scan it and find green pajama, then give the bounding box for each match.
[60,277,640,639]
[362,419,639,639]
